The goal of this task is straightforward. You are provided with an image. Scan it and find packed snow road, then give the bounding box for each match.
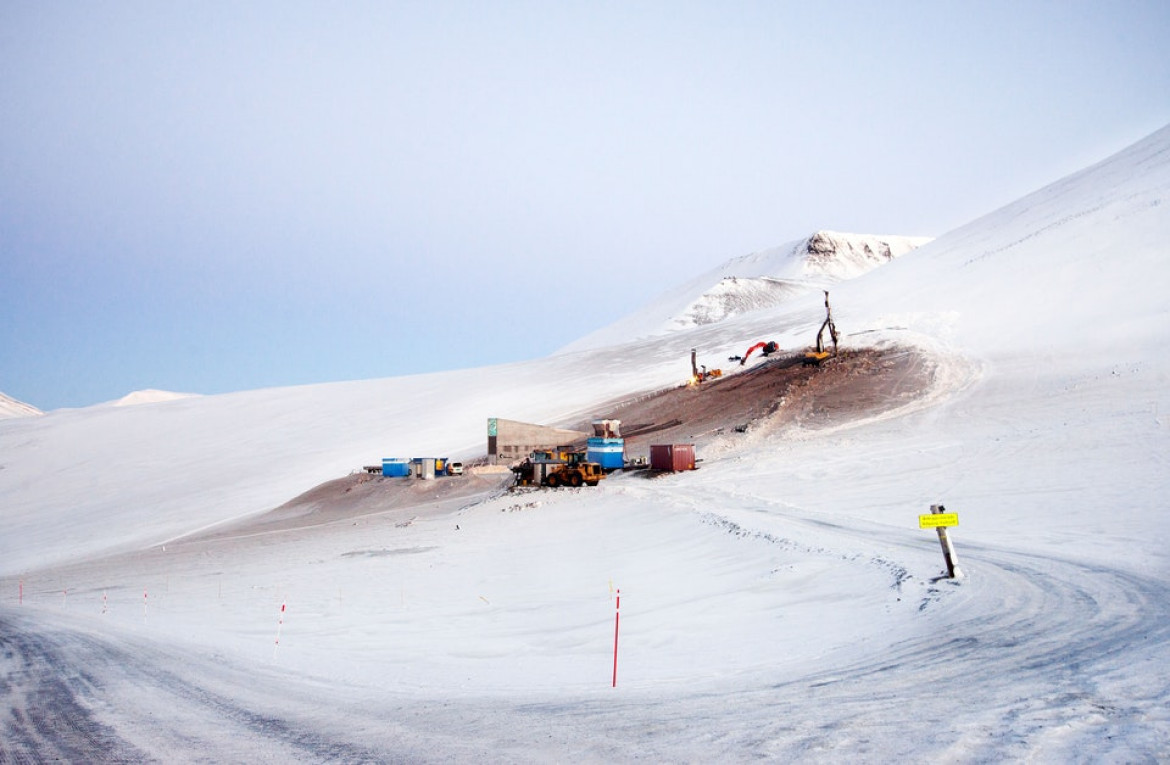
[3,517,1168,762]
[751,547,1170,761]
[0,613,144,763]
[0,609,399,763]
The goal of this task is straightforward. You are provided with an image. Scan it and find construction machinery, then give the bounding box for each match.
[689,349,723,384]
[803,290,839,365]
[512,449,606,488]
[545,458,606,487]
[738,340,780,366]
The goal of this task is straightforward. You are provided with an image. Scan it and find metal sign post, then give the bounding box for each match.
[919,504,962,579]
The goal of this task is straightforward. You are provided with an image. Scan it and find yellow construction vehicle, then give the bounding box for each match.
[512,449,606,487]
[689,349,723,384]
[545,459,605,487]
[803,291,839,366]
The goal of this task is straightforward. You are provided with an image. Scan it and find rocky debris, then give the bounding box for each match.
[567,345,935,453]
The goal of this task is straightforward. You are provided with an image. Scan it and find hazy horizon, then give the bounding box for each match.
[3,1,1167,410]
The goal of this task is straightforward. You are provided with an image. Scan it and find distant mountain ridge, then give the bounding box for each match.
[0,392,42,420]
[113,389,199,407]
[562,230,930,352]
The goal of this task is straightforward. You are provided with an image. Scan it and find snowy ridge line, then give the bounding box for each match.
[560,230,930,352]
[0,392,42,419]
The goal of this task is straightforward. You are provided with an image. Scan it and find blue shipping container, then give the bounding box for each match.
[587,437,625,469]
[382,458,411,477]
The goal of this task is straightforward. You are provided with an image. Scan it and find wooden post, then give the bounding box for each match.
[932,504,962,578]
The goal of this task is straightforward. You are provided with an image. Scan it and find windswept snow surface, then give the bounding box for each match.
[2,125,1170,761]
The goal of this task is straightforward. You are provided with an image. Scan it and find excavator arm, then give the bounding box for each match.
[739,341,779,366]
[740,342,767,365]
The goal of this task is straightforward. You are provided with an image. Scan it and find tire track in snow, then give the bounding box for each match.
[0,609,404,763]
[0,614,147,763]
[744,543,1169,759]
[609,476,1170,759]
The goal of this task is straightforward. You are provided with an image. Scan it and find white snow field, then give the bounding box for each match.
[2,124,1169,761]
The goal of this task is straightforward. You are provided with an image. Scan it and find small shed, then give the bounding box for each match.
[650,444,696,472]
[411,457,437,480]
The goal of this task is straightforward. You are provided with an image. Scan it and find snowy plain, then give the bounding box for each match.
[2,124,1169,761]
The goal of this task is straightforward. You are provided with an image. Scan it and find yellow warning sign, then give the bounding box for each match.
[919,513,958,528]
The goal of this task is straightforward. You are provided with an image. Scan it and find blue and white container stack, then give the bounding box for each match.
[587,418,625,470]
[587,437,625,469]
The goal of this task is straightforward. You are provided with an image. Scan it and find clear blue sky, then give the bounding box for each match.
[3,1,1168,410]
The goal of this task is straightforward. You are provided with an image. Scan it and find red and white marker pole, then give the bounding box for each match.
[273,601,286,659]
[612,589,621,688]
[144,589,148,618]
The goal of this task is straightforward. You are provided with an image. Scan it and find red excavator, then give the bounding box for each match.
[739,340,780,366]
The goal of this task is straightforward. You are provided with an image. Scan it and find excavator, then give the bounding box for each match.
[803,290,839,366]
[689,349,722,384]
[738,340,780,366]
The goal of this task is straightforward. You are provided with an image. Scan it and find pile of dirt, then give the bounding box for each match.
[565,346,935,454]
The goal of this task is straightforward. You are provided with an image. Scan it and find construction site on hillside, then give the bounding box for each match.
[170,293,940,544]
[364,292,924,494]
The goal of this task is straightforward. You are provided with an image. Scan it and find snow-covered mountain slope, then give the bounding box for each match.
[562,230,930,351]
[1,125,1169,761]
[0,391,42,420]
[827,122,1170,358]
[112,389,199,407]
